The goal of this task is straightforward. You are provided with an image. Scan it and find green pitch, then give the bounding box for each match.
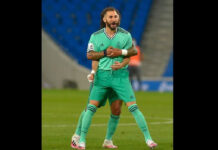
[42,89,173,150]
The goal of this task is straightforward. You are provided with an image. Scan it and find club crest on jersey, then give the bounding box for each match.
[87,43,94,51]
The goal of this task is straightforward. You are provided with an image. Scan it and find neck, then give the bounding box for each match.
[105,27,117,38]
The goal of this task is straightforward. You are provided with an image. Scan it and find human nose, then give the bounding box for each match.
[112,17,116,21]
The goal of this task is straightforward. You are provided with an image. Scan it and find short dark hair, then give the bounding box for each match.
[100,7,121,29]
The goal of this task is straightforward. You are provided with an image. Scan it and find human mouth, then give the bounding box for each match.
[111,23,117,27]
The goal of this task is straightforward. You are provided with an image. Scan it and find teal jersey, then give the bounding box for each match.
[87,27,133,70]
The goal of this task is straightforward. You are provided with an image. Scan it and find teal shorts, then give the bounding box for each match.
[89,69,136,106]
[87,82,119,108]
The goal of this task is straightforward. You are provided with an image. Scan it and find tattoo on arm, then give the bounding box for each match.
[92,60,99,71]
[87,51,104,60]
[126,44,138,57]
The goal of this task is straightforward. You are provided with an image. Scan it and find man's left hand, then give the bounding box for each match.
[107,47,122,57]
[111,61,123,70]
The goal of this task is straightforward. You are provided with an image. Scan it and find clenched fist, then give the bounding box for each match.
[87,73,94,83]
[106,47,122,58]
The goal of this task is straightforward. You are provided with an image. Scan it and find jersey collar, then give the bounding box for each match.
[103,28,117,40]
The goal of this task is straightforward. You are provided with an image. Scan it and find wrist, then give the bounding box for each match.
[91,70,96,74]
[121,49,128,56]
[103,49,107,57]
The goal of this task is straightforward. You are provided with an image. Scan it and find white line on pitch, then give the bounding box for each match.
[42,120,173,128]
[42,113,172,120]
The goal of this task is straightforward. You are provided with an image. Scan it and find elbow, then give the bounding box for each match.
[133,50,138,56]
[87,53,92,60]
[87,56,92,60]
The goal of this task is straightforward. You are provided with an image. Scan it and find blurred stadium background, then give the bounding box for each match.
[42,0,173,92]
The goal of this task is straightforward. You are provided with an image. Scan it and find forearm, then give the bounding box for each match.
[113,44,138,57]
[87,60,99,82]
[120,57,130,68]
[110,57,130,70]
[92,60,99,72]
[107,44,138,58]
[125,44,138,57]
[87,51,104,60]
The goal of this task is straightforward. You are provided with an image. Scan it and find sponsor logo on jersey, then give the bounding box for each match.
[87,43,94,52]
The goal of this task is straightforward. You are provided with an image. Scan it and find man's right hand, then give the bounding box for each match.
[106,46,122,57]
[87,73,94,83]
[106,46,113,56]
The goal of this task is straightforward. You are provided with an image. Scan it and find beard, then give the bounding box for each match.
[106,21,120,30]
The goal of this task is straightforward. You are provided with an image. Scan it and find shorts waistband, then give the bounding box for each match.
[98,69,127,72]
[97,69,129,77]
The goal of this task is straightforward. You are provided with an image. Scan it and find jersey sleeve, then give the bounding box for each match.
[87,34,99,52]
[123,33,133,50]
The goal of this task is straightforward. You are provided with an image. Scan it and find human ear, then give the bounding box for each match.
[103,17,106,23]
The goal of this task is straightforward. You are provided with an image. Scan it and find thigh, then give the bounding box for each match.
[108,89,119,105]
[107,89,123,115]
[89,84,109,107]
[110,99,123,115]
[112,77,136,104]
[89,70,112,108]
